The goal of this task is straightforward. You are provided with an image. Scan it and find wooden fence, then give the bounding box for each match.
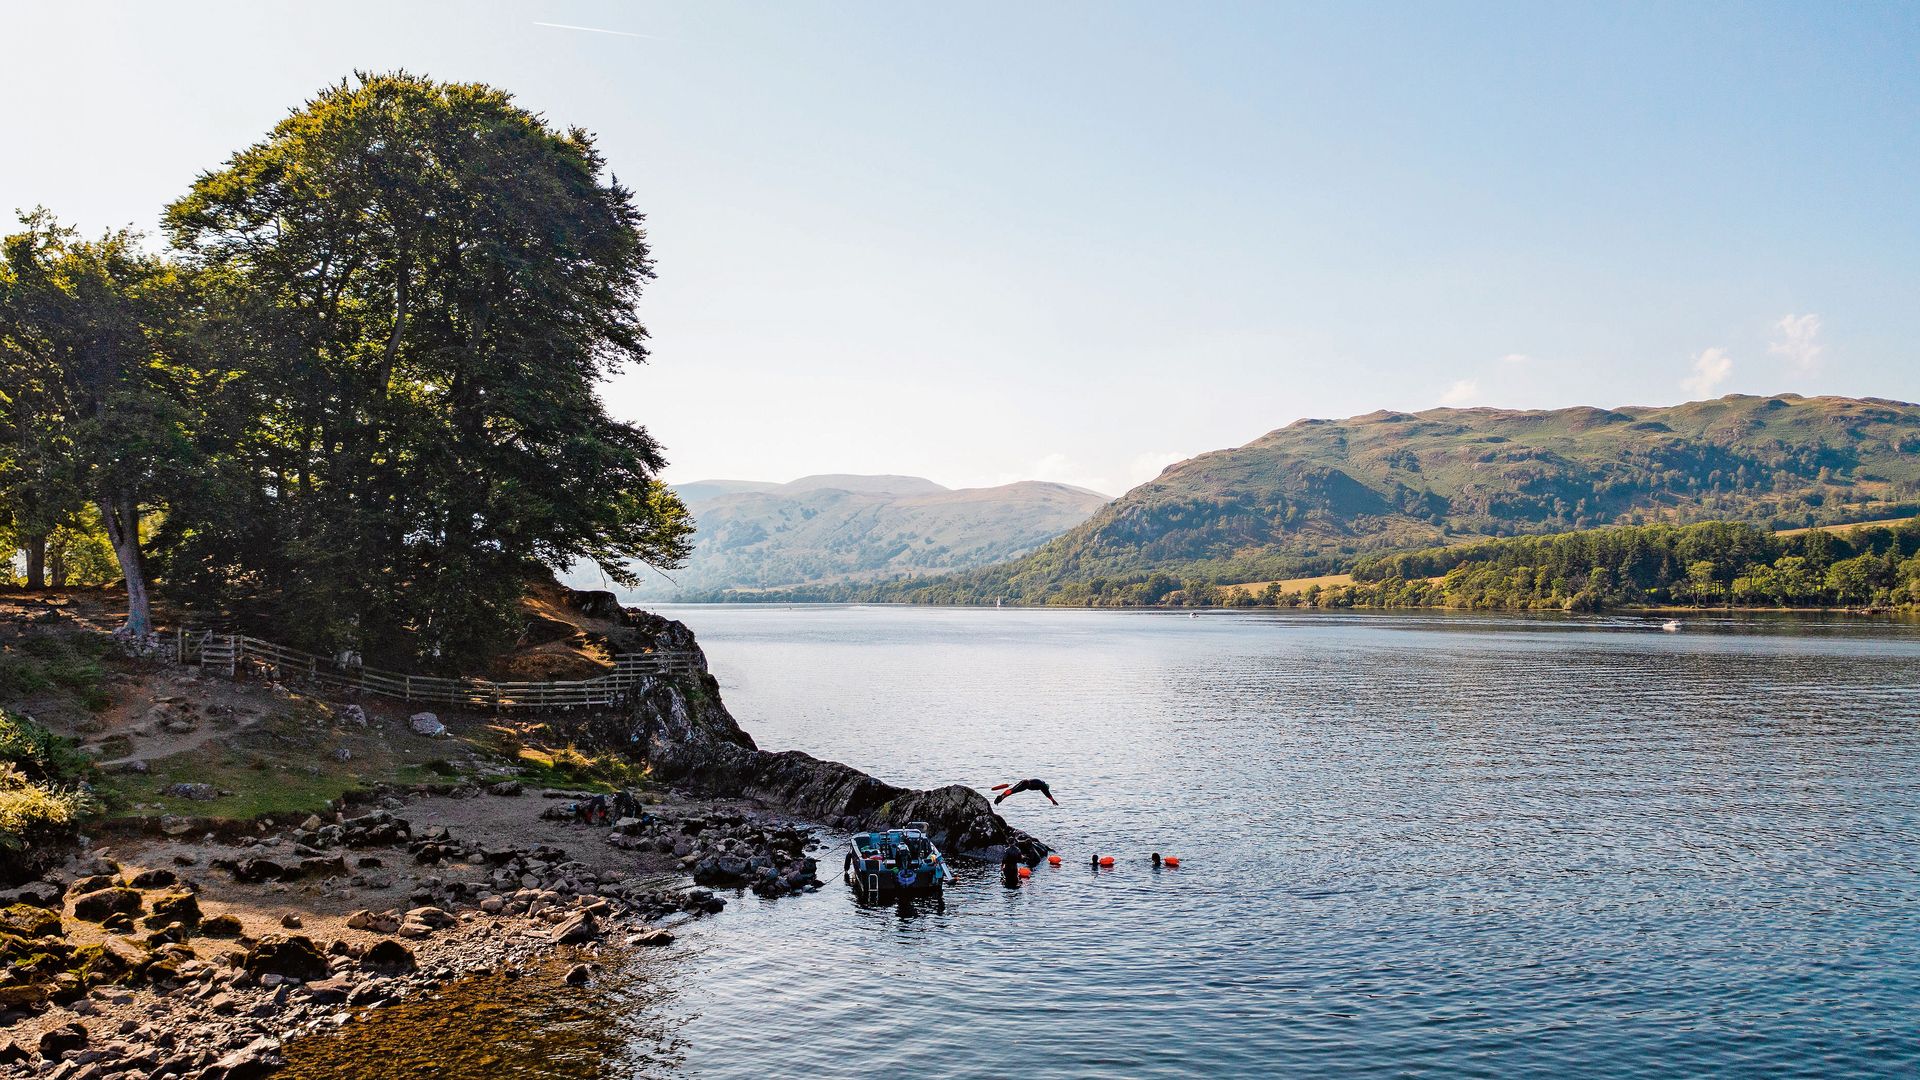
[175,627,700,711]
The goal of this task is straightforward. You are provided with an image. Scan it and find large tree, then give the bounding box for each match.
[162,73,689,666]
[0,211,193,635]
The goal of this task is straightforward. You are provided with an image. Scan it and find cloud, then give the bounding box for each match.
[1682,347,1734,397]
[532,21,663,39]
[993,449,1189,497]
[1125,450,1189,487]
[1500,353,1532,365]
[1438,379,1479,406]
[1768,313,1824,372]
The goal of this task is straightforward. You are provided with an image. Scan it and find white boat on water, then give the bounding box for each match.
[1660,619,1682,632]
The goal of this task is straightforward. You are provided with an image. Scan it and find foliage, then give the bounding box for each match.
[0,708,97,880]
[1309,518,1920,611]
[151,72,689,668]
[0,212,193,628]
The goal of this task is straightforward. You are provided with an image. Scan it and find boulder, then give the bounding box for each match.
[409,713,446,737]
[360,939,416,975]
[244,935,330,982]
[564,963,592,986]
[127,867,177,889]
[0,903,60,937]
[71,888,142,922]
[37,1023,88,1061]
[2,881,61,909]
[148,891,201,925]
[200,914,244,937]
[338,704,368,726]
[550,910,599,945]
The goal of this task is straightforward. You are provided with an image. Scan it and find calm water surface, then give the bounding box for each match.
[330,607,1920,1078]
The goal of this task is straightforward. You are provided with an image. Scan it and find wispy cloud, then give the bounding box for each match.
[991,449,1188,497]
[1682,347,1734,397]
[1500,353,1532,365]
[1438,379,1479,406]
[1768,313,1824,372]
[532,21,662,40]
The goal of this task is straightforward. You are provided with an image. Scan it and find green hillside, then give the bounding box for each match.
[859,394,1920,606]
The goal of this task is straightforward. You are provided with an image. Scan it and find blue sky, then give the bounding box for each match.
[4,2,1915,495]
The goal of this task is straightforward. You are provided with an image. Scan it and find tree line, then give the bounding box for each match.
[1274,519,1920,612]
[1,73,689,668]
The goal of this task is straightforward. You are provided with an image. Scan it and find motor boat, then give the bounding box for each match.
[844,822,950,896]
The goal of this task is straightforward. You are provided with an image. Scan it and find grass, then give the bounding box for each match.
[0,630,115,712]
[1773,514,1920,537]
[96,704,473,821]
[1212,574,1356,598]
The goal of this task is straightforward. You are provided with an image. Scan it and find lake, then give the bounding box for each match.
[621,606,1920,1079]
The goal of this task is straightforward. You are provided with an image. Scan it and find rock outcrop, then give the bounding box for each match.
[557,593,1046,860]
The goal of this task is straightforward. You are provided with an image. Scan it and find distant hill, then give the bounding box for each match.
[861,394,1920,605]
[622,475,1110,599]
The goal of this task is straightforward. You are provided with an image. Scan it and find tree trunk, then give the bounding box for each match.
[23,534,46,589]
[48,543,66,588]
[98,494,151,637]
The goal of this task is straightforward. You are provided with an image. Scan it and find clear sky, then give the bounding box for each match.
[4,2,1916,495]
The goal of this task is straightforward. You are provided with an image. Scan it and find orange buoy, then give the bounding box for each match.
[1017,865,1032,878]
[1163,856,1181,868]
[1098,855,1116,867]
[1047,854,1062,866]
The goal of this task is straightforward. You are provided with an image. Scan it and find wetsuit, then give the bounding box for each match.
[993,779,1057,805]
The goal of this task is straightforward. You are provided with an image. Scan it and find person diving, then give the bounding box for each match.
[992,778,1058,805]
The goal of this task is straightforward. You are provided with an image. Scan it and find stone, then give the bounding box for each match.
[361,939,416,975]
[162,782,218,801]
[487,780,523,796]
[408,713,446,738]
[549,910,599,945]
[627,928,675,947]
[71,888,143,922]
[3,881,61,909]
[38,1023,89,1061]
[200,914,244,937]
[279,913,303,929]
[127,867,177,889]
[564,963,591,986]
[209,1035,283,1080]
[345,910,399,934]
[302,977,352,1004]
[404,906,457,930]
[149,891,202,926]
[338,704,368,726]
[67,874,116,896]
[244,935,330,982]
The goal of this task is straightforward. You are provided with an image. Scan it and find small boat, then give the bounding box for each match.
[1660,619,1682,632]
[844,822,950,897]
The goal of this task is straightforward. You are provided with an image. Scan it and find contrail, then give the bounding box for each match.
[532,21,662,40]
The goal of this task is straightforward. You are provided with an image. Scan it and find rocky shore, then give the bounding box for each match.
[0,781,829,1079]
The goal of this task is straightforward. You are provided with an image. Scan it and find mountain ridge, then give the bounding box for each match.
[845,393,1920,605]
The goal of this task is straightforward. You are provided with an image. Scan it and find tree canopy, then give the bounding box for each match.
[2,73,690,667]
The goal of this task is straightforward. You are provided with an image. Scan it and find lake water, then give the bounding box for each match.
[306,606,1920,1078]
[617,606,1920,1079]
